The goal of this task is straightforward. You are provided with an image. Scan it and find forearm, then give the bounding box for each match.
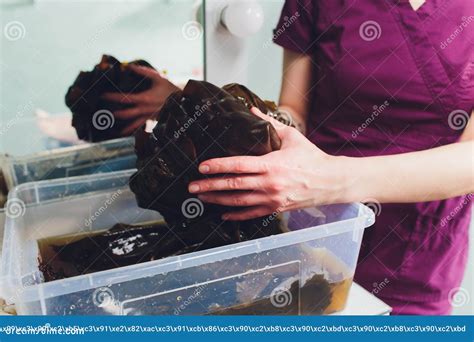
[278,49,313,134]
[339,141,474,203]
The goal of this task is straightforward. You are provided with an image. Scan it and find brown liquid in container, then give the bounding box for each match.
[38,223,353,315]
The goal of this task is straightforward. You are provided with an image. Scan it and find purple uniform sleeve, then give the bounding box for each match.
[273,0,317,54]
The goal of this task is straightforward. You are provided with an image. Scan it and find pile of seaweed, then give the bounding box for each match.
[41,80,289,280]
[129,80,286,246]
[65,55,155,142]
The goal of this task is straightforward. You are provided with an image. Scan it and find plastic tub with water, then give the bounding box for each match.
[0,170,374,315]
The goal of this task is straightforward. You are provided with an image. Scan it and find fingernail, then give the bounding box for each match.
[222,214,230,220]
[199,164,210,173]
[189,184,200,193]
[197,194,207,200]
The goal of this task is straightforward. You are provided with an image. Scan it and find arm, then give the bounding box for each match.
[189,109,474,220]
[344,138,474,203]
[460,111,473,141]
[278,49,313,134]
[348,110,474,203]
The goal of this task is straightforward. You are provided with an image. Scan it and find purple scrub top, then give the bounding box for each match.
[274,0,473,314]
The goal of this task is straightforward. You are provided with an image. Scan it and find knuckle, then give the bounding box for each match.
[227,177,242,189]
[232,197,247,206]
[268,181,284,193]
[271,195,285,207]
[234,160,246,173]
[234,177,244,188]
[199,182,209,192]
[272,165,285,176]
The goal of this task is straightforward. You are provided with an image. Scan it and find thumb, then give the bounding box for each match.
[250,107,291,136]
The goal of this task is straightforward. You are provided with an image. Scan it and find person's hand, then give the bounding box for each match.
[188,108,349,220]
[102,65,180,135]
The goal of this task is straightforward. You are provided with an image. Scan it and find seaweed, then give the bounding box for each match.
[128,80,286,250]
[65,55,155,142]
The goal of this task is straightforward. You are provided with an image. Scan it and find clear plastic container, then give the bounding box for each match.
[1,137,136,191]
[0,170,374,315]
[0,138,136,265]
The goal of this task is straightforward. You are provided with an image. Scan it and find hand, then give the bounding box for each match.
[102,65,180,135]
[188,108,348,220]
